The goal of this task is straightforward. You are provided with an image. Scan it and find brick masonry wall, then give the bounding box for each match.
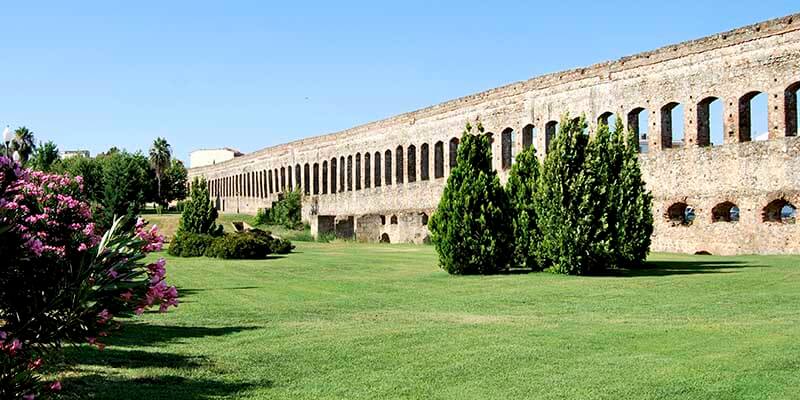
[190,13,800,255]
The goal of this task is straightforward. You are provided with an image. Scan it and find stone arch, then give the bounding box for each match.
[545,121,558,152]
[660,102,684,148]
[739,91,769,142]
[448,137,459,169]
[598,111,615,127]
[322,161,329,195]
[380,233,391,243]
[763,199,796,224]
[295,164,301,190]
[364,152,371,189]
[420,143,429,181]
[434,141,444,178]
[785,81,800,137]
[384,149,392,185]
[390,215,398,225]
[355,153,362,190]
[280,167,286,191]
[420,212,429,226]
[339,156,345,192]
[665,202,695,226]
[501,127,514,170]
[407,145,417,183]
[712,201,740,222]
[329,158,337,194]
[696,96,723,146]
[287,167,293,191]
[312,163,319,195]
[347,155,353,191]
[374,151,382,187]
[395,145,404,184]
[304,163,311,195]
[522,124,536,150]
[627,107,649,152]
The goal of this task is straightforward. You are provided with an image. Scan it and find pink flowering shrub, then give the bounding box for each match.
[0,156,178,399]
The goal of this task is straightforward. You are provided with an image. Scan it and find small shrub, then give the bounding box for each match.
[258,190,302,229]
[205,229,294,259]
[168,232,216,257]
[178,177,223,236]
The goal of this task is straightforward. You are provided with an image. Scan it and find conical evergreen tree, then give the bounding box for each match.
[533,115,606,275]
[506,144,542,270]
[177,177,222,236]
[429,122,514,275]
[615,120,653,267]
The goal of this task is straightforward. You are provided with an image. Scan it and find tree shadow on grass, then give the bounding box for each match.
[61,347,209,369]
[600,260,762,277]
[60,374,268,400]
[106,322,259,347]
[176,286,261,298]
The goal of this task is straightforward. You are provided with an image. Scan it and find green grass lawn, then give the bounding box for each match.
[145,213,314,242]
[59,243,800,399]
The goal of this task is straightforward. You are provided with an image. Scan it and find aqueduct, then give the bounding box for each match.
[188,13,800,255]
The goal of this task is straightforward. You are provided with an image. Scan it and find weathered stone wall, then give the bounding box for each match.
[189,13,800,255]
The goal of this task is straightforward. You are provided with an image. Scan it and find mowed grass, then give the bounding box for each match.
[60,243,800,399]
[145,213,314,242]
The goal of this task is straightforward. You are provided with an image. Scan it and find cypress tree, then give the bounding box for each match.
[506,144,542,270]
[177,177,222,236]
[615,120,653,267]
[428,122,514,275]
[533,115,606,275]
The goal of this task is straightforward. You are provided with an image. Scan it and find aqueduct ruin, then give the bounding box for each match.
[189,13,800,255]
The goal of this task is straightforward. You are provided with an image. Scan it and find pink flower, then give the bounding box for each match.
[50,381,62,391]
[23,394,34,400]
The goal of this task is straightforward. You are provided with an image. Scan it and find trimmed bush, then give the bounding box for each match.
[428,122,514,275]
[205,229,294,259]
[168,232,216,257]
[255,189,302,229]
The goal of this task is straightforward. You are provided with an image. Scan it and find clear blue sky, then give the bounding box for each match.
[0,1,796,162]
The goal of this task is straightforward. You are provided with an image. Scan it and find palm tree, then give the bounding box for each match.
[149,137,172,204]
[12,127,36,163]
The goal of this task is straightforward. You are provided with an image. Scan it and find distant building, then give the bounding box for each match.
[62,150,90,159]
[190,148,243,168]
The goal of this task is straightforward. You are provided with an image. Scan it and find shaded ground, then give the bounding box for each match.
[61,243,800,399]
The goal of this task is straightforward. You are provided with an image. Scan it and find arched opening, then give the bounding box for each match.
[712,201,740,222]
[449,138,459,169]
[355,153,361,190]
[420,143,429,181]
[380,215,386,225]
[313,165,320,195]
[545,121,558,152]
[784,82,800,137]
[304,163,311,195]
[347,155,353,191]
[396,145,404,184]
[434,141,444,178]
[407,145,417,183]
[501,127,514,170]
[322,161,328,194]
[763,199,796,224]
[380,233,391,243]
[739,91,769,142]
[522,124,536,150]
[666,202,695,226]
[626,107,649,153]
[286,168,293,191]
[661,102,684,148]
[280,167,286,192]
[421,212,429,226]
[390,215,398,225]
[268,170,274,194]
[697,96,723,146]
[329,158,337,195]
[364,152,371,189]
[339,156,345,192]
[374,151,382,187]
[598,112,617,127]
[295,164,302,190]
[384,150,392,185]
